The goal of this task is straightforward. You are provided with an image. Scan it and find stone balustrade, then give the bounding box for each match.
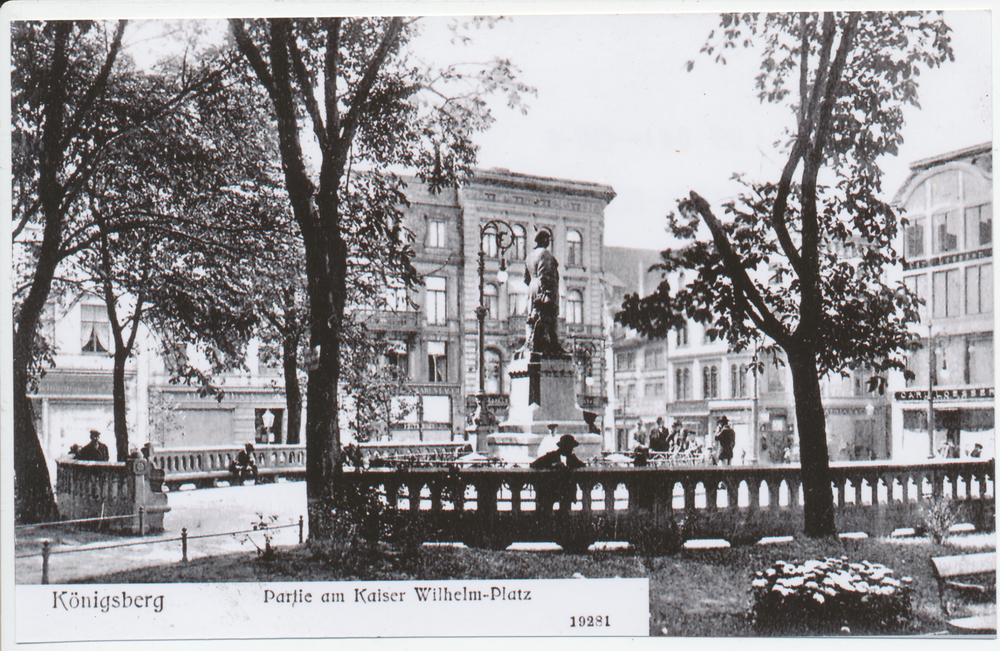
[55,458,170,534]
[341,459,995,551]
[149,444,307,489]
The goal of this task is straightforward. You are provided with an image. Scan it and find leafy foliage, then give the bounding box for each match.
[616,12,955,536]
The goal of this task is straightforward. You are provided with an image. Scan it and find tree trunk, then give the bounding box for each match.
[787,346,837,536]
[283,333,302,445]
[112,349,130,461]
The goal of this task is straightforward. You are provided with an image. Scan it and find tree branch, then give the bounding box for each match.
[681,191,793,348]
[60,20,127,152]
[229,19,277,98]
[337,18,403,169]
[286,30,327,153]
[324,18,342,148]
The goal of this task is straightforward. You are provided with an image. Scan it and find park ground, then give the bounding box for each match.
[15,481,996,637]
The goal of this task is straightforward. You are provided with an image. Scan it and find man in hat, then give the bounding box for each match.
[77,430,110,461]
[522,229,568,360]
[714,416,736,466]
[531,433,585,512]
[531,433,586,470]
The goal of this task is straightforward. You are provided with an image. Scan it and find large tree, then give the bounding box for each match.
[229,17,532,537]
[617,12,953,536]
[11,20,262,520]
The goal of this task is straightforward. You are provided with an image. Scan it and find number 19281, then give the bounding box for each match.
[570,616,609,627]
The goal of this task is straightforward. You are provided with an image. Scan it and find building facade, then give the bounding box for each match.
[368,169,616,440]
[891,142,994,462]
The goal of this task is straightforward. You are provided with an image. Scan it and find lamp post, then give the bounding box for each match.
[475,219,515,428]
[927,321,936,458]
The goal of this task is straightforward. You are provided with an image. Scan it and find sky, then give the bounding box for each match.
[410,10,993,249]
[6,3,992,253]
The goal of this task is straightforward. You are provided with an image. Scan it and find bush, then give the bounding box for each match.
[921,495,960,544]
[749,556,915,633]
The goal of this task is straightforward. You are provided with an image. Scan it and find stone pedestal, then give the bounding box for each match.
[486,357,602,463]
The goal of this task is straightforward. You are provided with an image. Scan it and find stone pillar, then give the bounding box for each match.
[486,357,602,463]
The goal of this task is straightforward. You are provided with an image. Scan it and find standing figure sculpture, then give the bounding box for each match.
[522,229,568,360]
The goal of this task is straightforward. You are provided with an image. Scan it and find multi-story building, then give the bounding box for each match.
[28,168,616,478]
[605,254,892,464]
[31,291,289,483]
[370,169,616,440]
[891,142,994,462]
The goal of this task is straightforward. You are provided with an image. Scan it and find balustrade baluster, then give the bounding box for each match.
[430,480,443,512]
[581,481,592,514]
[705,479,718,513]
[768,480,781,510]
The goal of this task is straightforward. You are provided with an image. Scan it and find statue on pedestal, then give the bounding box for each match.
[521,229,569,361]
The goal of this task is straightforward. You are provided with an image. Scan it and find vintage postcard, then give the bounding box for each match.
[3,0,995,648]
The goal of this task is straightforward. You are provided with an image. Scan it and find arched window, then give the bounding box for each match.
[566,289,583,324]
[485,348,503,394]
[512,224,527,260]
[484,283,499,320]
[567,229,583,266]
[482,225,498,258]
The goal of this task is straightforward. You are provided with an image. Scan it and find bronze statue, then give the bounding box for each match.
[522,229,568,360]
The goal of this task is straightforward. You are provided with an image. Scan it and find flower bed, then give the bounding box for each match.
[750,556,915,632]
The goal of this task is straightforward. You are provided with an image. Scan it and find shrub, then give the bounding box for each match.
[921,495,960,544]
[749,556,915,632]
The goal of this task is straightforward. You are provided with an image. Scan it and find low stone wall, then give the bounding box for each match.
[150,444,307,489]
[55,458,170,534]
[341,459,995,552]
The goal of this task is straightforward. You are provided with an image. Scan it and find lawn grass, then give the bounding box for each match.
[78,533,995,637]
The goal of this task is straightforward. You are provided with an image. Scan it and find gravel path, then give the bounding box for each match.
[15,480,308,584]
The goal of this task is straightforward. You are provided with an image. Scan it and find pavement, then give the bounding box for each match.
[15,480,308,584]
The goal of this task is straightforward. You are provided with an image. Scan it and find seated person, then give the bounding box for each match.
[77,430,110,461]
[229,443,260,484]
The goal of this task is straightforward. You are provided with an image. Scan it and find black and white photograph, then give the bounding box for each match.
[4,0,996,644]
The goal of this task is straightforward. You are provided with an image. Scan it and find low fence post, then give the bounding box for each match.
[138,506,145,537]
[41,539,51,585]
[181,527,188,563]
[298,515,304,544]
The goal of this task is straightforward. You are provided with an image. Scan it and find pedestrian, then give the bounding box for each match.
[649,417,669,452]
[77,430,110,461]
[714,417,736,466]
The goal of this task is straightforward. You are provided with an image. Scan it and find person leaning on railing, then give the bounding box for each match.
[530,433,584,512]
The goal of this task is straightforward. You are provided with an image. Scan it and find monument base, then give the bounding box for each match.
[486,356,602,463]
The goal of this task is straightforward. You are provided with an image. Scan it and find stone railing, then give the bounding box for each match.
[341,459,995,551]
[55,458,170,534]
[359,441,473,462]
[149,444,307,490]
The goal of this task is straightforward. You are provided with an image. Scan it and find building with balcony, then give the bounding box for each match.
[891,142,994,462]
[349,168,616,441]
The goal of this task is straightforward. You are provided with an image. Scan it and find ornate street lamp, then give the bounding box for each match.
[474,219,516,427]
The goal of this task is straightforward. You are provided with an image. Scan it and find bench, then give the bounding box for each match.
[930,552,996,635]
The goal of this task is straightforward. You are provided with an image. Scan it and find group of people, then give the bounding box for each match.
[629,416,736,465]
